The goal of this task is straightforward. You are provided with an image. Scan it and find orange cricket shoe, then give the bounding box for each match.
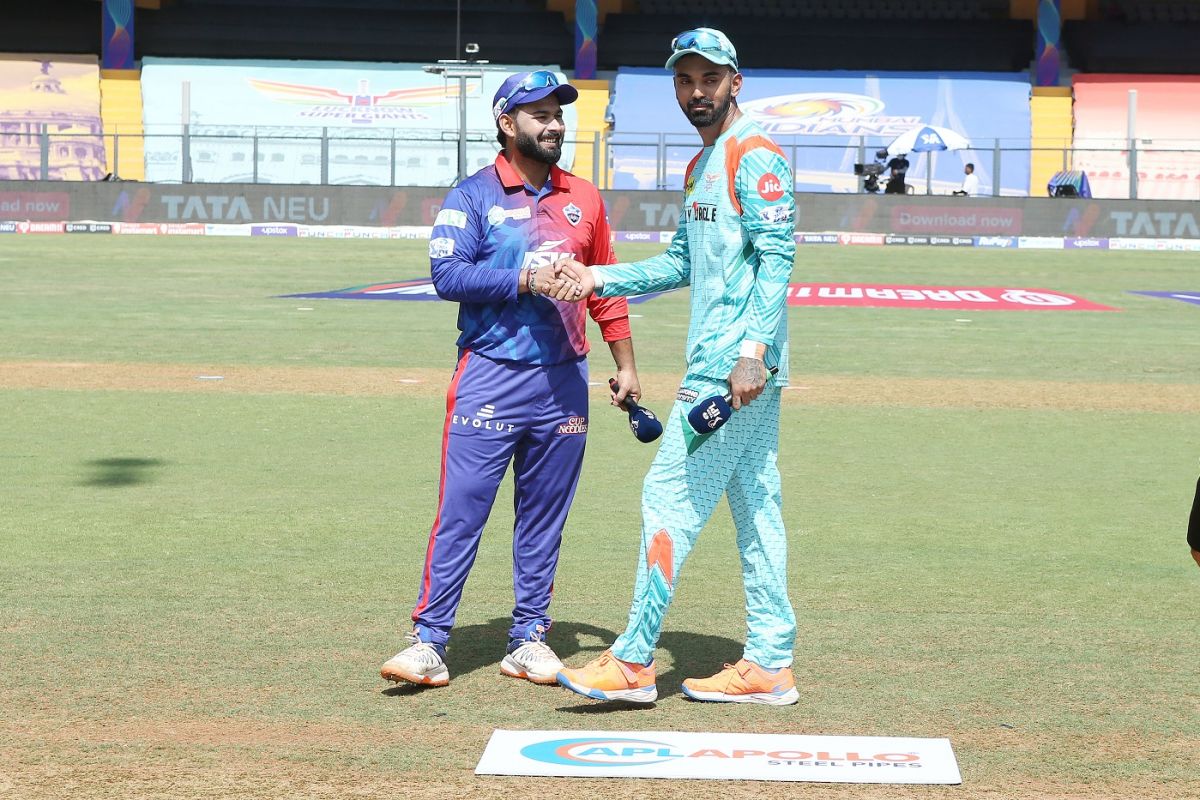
[681,659,800,705]
[556,650,658,703]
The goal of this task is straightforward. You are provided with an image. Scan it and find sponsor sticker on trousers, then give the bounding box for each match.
[476,730,961,784]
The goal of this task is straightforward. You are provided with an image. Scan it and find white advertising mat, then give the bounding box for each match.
[476,730,961,784]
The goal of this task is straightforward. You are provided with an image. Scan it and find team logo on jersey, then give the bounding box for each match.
[556,415,588,434]
[685,173,696,196]
[563,202,583,226]
[487,206,507,226]
[521,239,576,270]
[429,237,455,258]
[686,202,718,223]
[758,173,785,201]
[703,172,720,192]
[677,388,699,404]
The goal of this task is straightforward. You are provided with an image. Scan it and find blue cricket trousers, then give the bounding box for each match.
[411,350,589,647]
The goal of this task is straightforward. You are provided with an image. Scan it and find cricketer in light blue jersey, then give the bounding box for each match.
[556,28,801,706]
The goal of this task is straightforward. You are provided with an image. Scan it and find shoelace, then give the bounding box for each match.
[515,640,558,664]
[402,634,442,668]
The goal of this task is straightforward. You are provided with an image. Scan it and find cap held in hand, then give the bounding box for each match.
[685,366,779,434]
[609,378,663,443]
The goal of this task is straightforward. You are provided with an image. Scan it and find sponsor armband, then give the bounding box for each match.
[759,204,794,224]
[434,208,468,228]
[429,237,455,258]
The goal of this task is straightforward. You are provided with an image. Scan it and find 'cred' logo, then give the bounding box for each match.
[757,173,785,201]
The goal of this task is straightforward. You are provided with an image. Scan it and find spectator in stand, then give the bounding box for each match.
[952,163,979,197]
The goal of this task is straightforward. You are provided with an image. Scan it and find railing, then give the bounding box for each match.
[6,126,1200,200]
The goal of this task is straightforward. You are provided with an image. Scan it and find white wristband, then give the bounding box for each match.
[739,340,766,359]
[592,268,606,292]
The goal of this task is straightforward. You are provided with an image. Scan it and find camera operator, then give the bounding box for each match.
[854,149,889,193]
[884,150,909,195]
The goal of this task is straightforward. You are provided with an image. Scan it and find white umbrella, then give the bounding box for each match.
[886,124,971,157]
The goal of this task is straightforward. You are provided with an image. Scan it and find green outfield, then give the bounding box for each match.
[1,237,1197,799]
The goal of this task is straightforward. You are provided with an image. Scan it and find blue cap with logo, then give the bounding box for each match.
[665,27,739,71]
[492,70,579,121]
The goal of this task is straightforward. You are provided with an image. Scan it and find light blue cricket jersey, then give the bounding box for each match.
[597,113,796,385]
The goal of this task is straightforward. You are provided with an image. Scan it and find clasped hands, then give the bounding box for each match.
[528,259,597,302]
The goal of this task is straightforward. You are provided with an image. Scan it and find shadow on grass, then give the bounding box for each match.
[81,457,166,487]
[382,615,744,711]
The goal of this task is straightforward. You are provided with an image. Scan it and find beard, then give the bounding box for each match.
[684,94,733,129]
[516,129,562,165]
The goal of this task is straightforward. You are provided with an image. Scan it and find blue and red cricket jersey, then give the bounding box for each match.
[412,154,631,647]
[428,153,629,363]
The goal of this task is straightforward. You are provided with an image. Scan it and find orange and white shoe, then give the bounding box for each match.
[380,630,449,687]
[556,650,657,703]
[681,659,799,706]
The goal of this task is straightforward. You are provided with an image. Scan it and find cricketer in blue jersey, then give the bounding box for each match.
[556,29,801,705]
[381,71,642,689]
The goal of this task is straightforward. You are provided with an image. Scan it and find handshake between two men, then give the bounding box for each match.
[525,259,596,301]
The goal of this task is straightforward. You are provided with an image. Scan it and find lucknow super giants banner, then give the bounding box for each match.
[140,58,577,186]
[1072,75,1200,201]
[0,55,105,181]
[609,69,1031,196]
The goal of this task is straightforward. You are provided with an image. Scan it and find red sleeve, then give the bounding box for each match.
[585,190,631,342]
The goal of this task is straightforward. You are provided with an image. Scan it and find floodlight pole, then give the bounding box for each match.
[424,60,496,186]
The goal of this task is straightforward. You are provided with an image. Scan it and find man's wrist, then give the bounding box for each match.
[738,340,767,360]
[592,267,606,293]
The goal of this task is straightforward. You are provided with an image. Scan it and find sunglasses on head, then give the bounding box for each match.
[495,70,560,116]
[671,29,727,53]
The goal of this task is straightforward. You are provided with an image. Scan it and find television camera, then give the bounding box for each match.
[854,148,902,194]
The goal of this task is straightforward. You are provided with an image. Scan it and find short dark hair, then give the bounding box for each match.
[965,162,975,170]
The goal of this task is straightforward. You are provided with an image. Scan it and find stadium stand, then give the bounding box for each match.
[639,0,1011,21]
[136,0,572,66]
[1062,20,1200,73]
[0,0,99,56]
[596,12,1032,71]
[100,74,146,180]
[1029,87,1074,196]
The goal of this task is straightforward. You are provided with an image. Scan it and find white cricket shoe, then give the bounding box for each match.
[500,639,564,685]
[381,630,449,687]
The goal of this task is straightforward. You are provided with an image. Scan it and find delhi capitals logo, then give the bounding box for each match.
[563,202,583,226]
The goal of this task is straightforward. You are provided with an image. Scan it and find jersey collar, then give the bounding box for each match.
[495,153,570,193]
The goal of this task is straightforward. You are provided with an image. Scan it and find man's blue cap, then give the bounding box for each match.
[665,27,739,71]
[492,70,579,121]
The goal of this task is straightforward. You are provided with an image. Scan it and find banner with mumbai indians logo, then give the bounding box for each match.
[609,68,1030,196]
[476,730,961,784]
[140,58,576,186]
